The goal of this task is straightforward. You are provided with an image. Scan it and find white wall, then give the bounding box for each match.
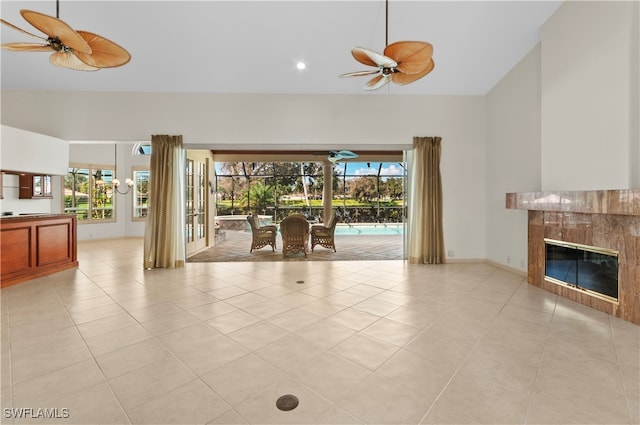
[541,1,637,191]
[0,125,68,215]
[2,92,487,260]
[1,125,69,175]
[485,45,542,272]
[484,1,638,270]
[0,174,63,216]
[440,101,486,261]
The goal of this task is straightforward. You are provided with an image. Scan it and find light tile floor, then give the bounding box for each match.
[1,238,638,424]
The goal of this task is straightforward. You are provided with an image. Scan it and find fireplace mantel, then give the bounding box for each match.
[506,189,640,325]
[506,189,640,216]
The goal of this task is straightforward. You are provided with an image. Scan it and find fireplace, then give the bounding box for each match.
[506,189,640,325]
[544,239,618,302]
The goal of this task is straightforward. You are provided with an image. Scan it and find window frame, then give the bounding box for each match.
[131,167,150,221]
[63,163,117,224]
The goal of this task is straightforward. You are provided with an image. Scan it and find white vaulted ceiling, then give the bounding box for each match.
[1,0,562,96]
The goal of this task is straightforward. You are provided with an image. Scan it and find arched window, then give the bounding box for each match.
[132,143,152,155]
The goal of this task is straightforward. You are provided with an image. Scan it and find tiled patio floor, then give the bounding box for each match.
[188,230,404,262]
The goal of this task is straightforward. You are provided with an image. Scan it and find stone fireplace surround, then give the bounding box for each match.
[506,190,640,325]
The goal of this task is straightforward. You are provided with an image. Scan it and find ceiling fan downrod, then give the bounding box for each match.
[385,0,388,47]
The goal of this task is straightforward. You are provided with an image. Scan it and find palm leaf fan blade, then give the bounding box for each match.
[384,41,433,75]
[20,10,91,54]
[365,74,391,91]
[75,31,131,68]
[2,42,51,51]
[352,46,396,68]
[391,58,435,85]
[50,50,99,71]
[1,18,47,40]
[340,70,380,78]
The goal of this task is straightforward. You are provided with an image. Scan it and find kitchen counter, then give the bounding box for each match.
[1,214,78,287]
[1,213,61,220]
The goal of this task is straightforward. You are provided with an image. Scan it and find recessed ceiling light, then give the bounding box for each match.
[296,62,306,70]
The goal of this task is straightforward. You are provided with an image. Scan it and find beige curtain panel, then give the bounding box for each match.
[408,136,446,264]
[143,135,186,269]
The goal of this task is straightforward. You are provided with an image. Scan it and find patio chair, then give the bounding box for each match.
[247,213,277,253]
[280,214,309,257]
[310,212,338,252]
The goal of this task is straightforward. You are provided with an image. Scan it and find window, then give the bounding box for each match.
[34,175,52,197]
[64,166,115,222]
[132,168,150,220]
[133,143,152,155]
[19,174,53,198]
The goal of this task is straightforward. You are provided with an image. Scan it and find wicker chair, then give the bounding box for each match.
[247,213,277,253]
[280,214,309,257]
[310,212,338,252]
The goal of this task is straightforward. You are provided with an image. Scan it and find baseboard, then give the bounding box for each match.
[79,236,144,242]
[445,258,485,263]
[484,259,528,277]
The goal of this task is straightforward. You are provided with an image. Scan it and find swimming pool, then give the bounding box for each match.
[334,223,404,236]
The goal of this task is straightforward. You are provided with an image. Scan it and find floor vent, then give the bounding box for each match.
[276,394,299,411]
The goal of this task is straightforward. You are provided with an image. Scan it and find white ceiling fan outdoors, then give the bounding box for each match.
[327,150,360,163]
[311,150,360,163]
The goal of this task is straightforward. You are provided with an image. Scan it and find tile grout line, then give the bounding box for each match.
[243,341,367,425]
[206,273,394,424]
[608,315,635,424]
[416,275,524,424]
[85,272,239,424]
[51,269,135,425]
[2,288,14,424]
[522,288,558,425]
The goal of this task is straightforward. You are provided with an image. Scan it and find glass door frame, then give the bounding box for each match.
[185,155,209,256]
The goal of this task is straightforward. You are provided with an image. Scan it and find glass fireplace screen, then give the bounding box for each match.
[544,239,619,302]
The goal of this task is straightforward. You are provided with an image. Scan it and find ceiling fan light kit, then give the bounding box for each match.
[341,0,435,91]
[1,2,130,71]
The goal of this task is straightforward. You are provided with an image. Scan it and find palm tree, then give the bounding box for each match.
[241,183,275,214]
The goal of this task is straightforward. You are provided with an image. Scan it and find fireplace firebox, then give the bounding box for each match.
[544,239,619,303]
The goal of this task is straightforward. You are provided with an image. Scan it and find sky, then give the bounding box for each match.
[347,162,405,177]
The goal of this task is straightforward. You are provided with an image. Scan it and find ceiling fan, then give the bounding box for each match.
[341,0,434,91]
[327,150,359,163]
[311,150,360,163]
[1,0,130,71]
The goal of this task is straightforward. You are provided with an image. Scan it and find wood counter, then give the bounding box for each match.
[1,214,78,287]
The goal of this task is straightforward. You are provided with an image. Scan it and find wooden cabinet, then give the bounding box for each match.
[1,215,78,287]
[19,174,53,199]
